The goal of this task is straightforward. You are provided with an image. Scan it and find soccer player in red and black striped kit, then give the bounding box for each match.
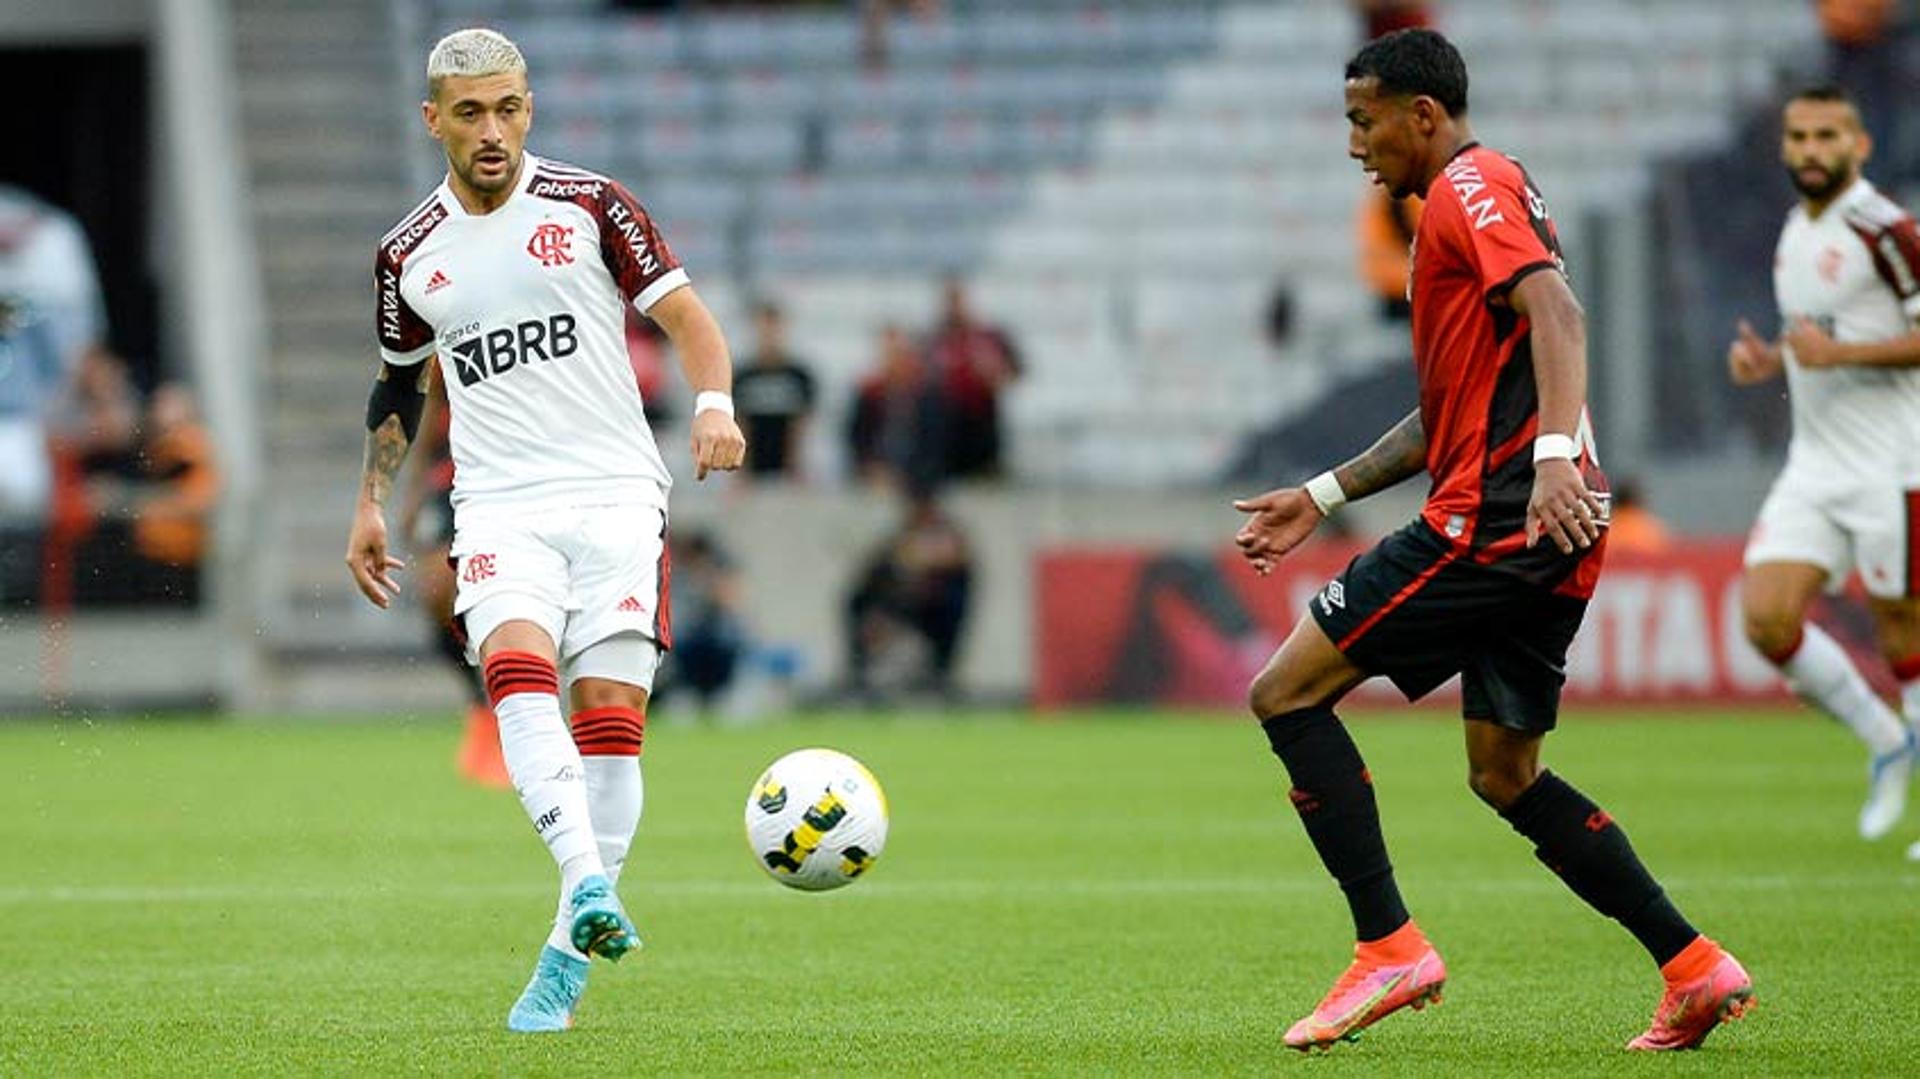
[1231,30,1752,1052]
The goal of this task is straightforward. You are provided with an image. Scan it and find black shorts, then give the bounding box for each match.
[1308,519,1600,733]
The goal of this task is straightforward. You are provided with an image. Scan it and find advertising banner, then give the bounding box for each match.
[1034,542,1891,709]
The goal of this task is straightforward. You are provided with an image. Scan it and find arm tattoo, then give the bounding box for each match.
[360,415,410,506]
[359,363,427,505]
[1332,409,1427,501]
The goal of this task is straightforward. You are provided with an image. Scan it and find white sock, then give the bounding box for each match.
[494,691,606,894]
[1780,624,1907,755]
[1900,673,1920,732]
[548,755,646,959]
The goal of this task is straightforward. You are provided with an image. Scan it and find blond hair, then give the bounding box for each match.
[426,28,526,95]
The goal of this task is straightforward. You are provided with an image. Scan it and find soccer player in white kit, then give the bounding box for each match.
[1728,86,1920,845]
[344,29,746,1031]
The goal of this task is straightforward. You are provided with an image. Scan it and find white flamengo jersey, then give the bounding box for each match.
[1773,177,1920,484]
[374,153,688,512]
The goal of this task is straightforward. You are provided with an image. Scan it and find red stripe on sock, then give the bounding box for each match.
[483,650,558,706]
[570,706,644,756]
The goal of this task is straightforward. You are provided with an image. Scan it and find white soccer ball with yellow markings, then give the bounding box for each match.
[745,748,889,892]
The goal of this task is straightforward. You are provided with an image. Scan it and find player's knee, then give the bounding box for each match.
[1742,607,1802,663]
[572,677,648,712]
[1247,664,1309,720]
[1467,762,1534,810]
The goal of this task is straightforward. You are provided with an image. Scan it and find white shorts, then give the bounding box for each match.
[451,502,673,679]
[1743,472,1919,600]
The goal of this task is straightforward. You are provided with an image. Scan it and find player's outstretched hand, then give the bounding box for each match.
[1525,458,1604,554]
[346,500,405,609]
[690,410,746,481]
[1232,487,1322,576]
[1728,319,1780,384]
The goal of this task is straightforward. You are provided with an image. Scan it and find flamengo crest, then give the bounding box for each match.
[527,223,575,267]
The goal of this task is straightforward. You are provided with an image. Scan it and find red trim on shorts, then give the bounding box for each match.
[1472,529,1530,564]
[444,552,470,652]
[1905,489,1919,600]
[651,526,674,650]
[571,705,645,757]
[483,651,558,706]
[1336,549,1464,652]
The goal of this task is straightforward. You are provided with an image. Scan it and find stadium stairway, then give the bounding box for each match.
[234,0,461,709]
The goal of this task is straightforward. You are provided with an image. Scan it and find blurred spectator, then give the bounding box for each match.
[732,301,818,480]
[844,486,972,701]
[849,323,948,490]
[0,185,107,521]
[49,348,140,478]
[1356,190,1423,322]
[924,278,1021,480]
[1605,476,1672,555]
[626,305,675,426]
[654,529,746,712]
[1817,0,1899,160]
[73,382,221,606]
[1355,0,1432,39]
[127,384,219,572]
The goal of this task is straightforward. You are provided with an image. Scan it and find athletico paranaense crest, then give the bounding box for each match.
[526,223,575,267]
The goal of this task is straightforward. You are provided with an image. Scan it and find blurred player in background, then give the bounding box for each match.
[1232,30,1749,1053]
[344,28,744,1033]
[1728,85,1920,842]
[401,364,509,788]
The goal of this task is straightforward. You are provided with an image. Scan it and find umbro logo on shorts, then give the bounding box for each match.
[1317,580,1346,616]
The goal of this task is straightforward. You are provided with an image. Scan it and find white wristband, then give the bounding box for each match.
[1304,471,1347,517]
[693,391,734,419]
[1533,434,1577,463]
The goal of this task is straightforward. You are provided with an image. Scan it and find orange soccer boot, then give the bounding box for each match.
[1626,936,1754,1051]
[1283,921,1447,1051]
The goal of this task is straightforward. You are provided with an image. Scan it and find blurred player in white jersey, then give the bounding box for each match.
[343,28,745,1031]
[1728,85,1920,843]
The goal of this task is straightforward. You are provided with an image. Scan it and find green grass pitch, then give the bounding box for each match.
[2,709,1915,1076]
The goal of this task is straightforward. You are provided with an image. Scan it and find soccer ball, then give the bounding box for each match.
[744,748,889,891]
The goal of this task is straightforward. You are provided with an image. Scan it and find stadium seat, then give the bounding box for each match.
[826,116,917,171]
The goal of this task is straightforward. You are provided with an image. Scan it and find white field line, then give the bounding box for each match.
[0,872,1910,905]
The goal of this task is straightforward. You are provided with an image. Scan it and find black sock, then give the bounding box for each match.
[1499,771,1698,966]
[1262,707,1409,942]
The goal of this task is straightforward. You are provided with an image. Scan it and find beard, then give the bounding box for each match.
[1789,160,1852,201]
[456,149,518,194]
